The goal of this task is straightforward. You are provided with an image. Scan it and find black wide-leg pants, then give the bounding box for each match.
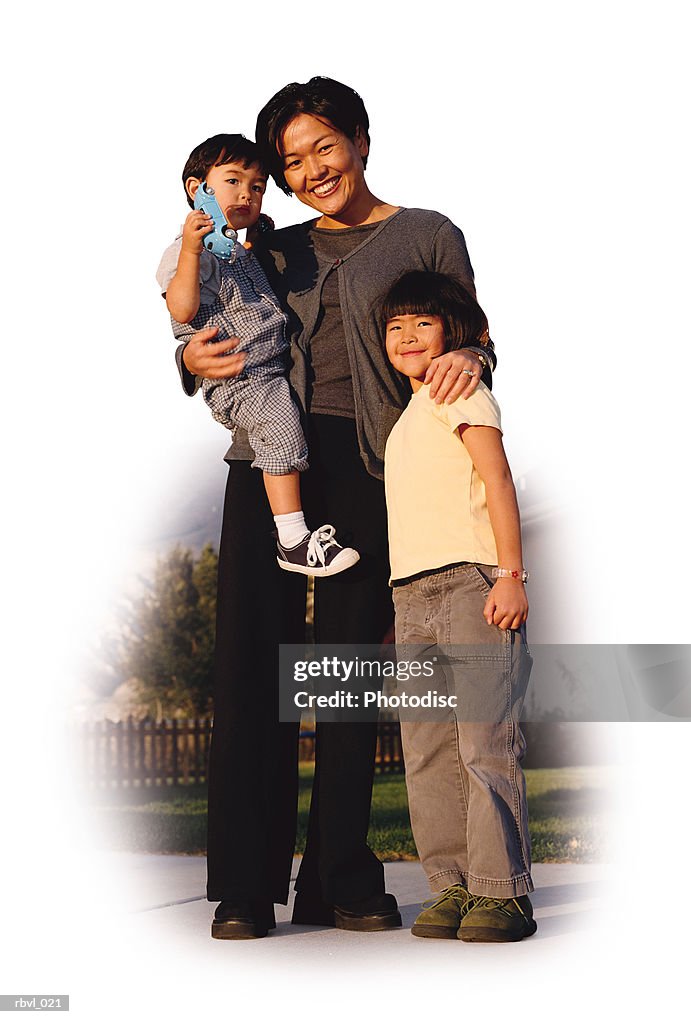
[206,415,394,905]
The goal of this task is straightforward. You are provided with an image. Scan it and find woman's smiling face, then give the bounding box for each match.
[280,113,370,224]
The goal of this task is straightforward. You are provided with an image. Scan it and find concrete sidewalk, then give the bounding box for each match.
[107,854,609,968]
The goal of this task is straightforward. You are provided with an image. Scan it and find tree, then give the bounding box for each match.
[118,544,218,717]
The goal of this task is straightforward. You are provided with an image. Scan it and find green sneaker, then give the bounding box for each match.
[411,884,473,939]
[459,894,537,942]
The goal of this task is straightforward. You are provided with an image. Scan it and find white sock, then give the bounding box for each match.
[274,511,309,548]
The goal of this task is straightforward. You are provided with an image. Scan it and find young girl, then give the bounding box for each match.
[382,271,536,942]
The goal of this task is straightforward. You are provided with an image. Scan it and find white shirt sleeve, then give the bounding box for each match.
[155,233,221,305]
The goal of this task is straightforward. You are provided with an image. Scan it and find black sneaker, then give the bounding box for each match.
[276,524,360,577]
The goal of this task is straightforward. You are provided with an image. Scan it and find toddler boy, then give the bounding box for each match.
[156,134,358,576]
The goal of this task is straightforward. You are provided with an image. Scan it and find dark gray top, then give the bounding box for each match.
[307,221,381,419]
[176,207,496,480]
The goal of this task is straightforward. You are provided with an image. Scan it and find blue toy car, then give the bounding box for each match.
[194,182,238,260]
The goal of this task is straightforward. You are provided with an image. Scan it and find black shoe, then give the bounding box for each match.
[333,892,402,932]
[292,891,336,926]
[276,524,360,577]
[211,899,276,940]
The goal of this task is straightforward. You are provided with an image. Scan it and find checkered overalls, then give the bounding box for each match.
[170,246,308,475]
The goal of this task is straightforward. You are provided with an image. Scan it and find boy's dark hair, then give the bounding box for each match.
[380,271,489,352]
[255,77,370,195]
[181,134,266,208]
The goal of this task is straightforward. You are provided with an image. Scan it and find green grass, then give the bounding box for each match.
[295,768,418,862]
[523,766,611,861]
[87,764,613,863]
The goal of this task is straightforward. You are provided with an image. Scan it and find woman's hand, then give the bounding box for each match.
[425,349,483,403]
[181,326,246,379]
[483,579,529,631]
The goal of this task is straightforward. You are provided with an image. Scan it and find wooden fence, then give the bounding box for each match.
[78,717,404,788]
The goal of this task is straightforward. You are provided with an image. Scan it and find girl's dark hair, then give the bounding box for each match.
[380,271,489,352]
[181,134,266,208]
[255,77,370,195]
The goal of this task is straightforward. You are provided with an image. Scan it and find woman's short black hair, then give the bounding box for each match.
[255,77,370,195]
[380,271,489,352]
[181,134,266,208]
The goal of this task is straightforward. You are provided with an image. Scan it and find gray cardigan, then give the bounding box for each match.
[176,207,495,480]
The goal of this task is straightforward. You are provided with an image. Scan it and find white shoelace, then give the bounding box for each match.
[306,525,341,567]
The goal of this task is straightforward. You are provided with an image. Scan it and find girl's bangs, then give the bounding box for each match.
[383,298,444,319]
[381,275,447,322]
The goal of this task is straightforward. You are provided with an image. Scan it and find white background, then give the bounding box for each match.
[2,0,689,1018]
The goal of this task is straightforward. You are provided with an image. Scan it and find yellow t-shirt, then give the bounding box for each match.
[384,382,502,582]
